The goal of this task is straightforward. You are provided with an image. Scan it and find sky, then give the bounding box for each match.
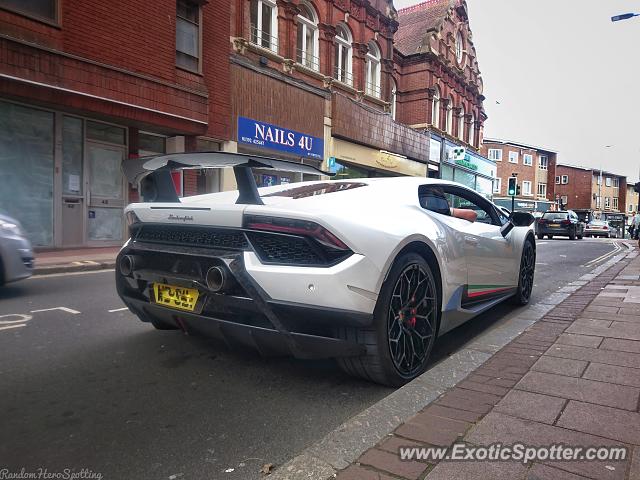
[393,0,640,181]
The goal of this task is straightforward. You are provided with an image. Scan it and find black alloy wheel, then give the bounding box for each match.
[387,262,438,378]
[512,240,535,305]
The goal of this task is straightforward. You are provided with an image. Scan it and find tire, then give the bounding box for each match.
[548,235,554,239]
[577,235,583,240]
[537,234,544,240]
[335,253,439,387]
[569,231,576,240]
[511,239,536,306]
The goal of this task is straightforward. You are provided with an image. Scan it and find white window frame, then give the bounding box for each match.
[537,182,547,198]
[613,177,620,188]
[561,175,568,184]
[467,112,474,146]
[432,86,441,128]
[251,0,278,53]
[493,177,501,194]
[605,177,612,187]
[176,0,202,72]
[455,31,464,65]
[488,148,502,161]
[390,79,397,120]
[522,180,532,196]
[508,151,518,163]
[613,197,619,209]
[555,176,561,184]
[538,155,548,170]
[365,42,382,98]
[457,105,465,140]
[445,98,454,135]
[604,197,611,209]
[296,3,319,71]
[523,154,533,166]
[334,23,353,85]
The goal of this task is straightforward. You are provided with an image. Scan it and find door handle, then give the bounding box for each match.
[464,236,479,246]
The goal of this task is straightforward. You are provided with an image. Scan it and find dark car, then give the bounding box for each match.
[537,211,584,240]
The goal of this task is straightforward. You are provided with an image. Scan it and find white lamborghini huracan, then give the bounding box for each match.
[116,152,536,386]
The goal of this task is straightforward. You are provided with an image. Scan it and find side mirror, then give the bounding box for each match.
[500,211,535,238]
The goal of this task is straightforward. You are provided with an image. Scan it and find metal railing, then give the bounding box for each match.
[365,81,382,98]
[333,67,353,86]
[250,26,279,54]
[295,48,320,71]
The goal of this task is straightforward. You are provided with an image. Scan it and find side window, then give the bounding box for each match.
[419,186,451,216]
[443,187,499,225]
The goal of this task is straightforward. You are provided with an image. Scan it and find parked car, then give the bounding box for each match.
[585,220,614,238]
[0,212,33,285]
[116,152,537,387]
[537,210,584,240]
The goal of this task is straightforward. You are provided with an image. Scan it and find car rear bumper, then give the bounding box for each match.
[538,226,573,236]
[115,241,373,359]
[1,235,33,283]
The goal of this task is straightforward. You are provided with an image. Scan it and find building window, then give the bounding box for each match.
[250,0,278,52]
[365,42,381,98]
[613,197,618,209]
[390,79,397,120]
[296,3,319,70]
[0,0,57,22]
[613,178,620,188]
[596,175,602,185]
[432,86,441,128]
[445,98,454,135]
[605,177,612,187]
[493,177,501,194]
[456,31,464,65]
[539,155,548,170]
[522,180,532,196]
[630,204,635,213]
[488,148,502,161]
[334,23,353,85]
[176,0,201,72]
[523,154,533,166]
[537,182,547,198]
[561,175,568,184]
[604,197,611,209]
[457,105,465,140]
[468,112,474,146]
[596,196,601,209]
[508,151,518,163]
[555,175,560,184]
[561,195,568,205]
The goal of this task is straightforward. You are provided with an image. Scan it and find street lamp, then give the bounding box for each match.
[611,12,639,22]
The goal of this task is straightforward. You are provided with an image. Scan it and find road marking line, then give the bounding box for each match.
[582,241,622,268]
[0,314,32,324]
[30,307,81,315]
[108,307,129,313]
[0,324,26,331]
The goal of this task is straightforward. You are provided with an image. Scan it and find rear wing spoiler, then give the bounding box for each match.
[122,151,330,205]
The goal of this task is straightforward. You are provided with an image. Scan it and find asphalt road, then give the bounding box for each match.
[0,238,621,480]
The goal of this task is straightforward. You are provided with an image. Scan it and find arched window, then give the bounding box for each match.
[456,31,464,65]
[334,23,352,84]
[390,79,397,120]
[250,0,278,52]
[366,41,381,98]
[296,3,319,70]
[458,104,465,140]
[446,97,454,135]
[432,86,440,127]
[468,111,475,146]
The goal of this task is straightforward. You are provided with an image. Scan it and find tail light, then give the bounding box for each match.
[561,220,571,226]
[603,226,608,230]
[538,219,547,224]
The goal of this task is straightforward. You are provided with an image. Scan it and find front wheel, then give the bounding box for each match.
[336,253,439,387]
[537,234,544,240]
[511,239,536,306]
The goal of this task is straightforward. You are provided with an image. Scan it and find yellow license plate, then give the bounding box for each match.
[153,284,199,312]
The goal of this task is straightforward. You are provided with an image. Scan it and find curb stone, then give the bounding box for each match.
[33,261,116,276]
[269,243,634,480]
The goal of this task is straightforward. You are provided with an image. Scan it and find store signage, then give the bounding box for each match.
[376,150,404,169]
[238,117,324,159]
[455,157,478,171]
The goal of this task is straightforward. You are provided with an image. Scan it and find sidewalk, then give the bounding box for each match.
[332,247,640,480]
[34,246,119,275]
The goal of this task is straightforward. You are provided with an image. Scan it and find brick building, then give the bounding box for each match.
[481,138,558,212]
[627,182,639,216]
[554,164,627,219]
[229,0,433,186]
[393,0,495,195]
[0,0,232,248]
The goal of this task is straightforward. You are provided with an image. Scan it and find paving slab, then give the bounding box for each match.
[556,400,640,444]
[494,390,566,424]
[582,362,640,388]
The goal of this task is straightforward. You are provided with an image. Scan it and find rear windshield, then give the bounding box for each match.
[589,220,606,225]
[263,182,366,199]
[542,213,569,221]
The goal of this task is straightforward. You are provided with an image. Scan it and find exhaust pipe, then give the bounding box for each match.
[205,266,227,292]
[119,255,137,277]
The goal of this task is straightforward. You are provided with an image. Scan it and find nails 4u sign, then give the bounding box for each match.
[238,117,324,160]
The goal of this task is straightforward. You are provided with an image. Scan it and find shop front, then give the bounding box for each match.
[328,138,428,179]
[437,137,496,199]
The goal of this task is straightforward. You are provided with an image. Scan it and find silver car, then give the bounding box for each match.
[0,212,33,285]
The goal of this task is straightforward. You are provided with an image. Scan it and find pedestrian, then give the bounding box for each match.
[634,211,640,243]
[630,212,637,239]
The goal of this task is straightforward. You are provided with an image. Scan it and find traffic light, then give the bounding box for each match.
[516,185,521,196]
[507,176,517,196]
